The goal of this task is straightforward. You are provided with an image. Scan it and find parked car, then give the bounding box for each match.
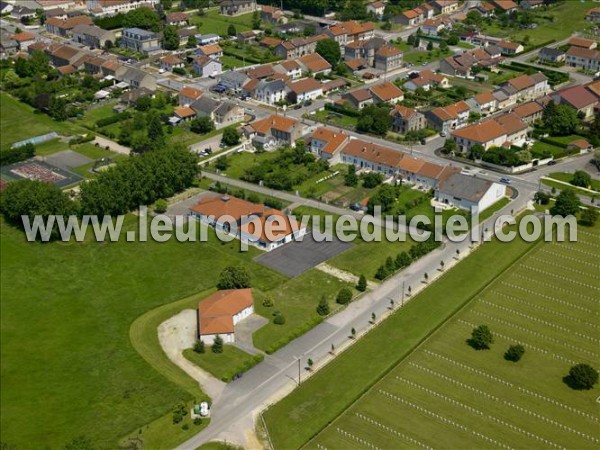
[350,204,362,211]
[499,177,511,184]
[440,131,447,137]
[420,138,426,145]
[547,160,557,166]
[205,148,213,154]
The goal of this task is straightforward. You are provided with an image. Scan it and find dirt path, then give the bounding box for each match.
[316,263,378,290]
[158,309,226,401]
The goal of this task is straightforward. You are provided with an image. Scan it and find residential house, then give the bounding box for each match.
[220,0,257,16]
[197,44,223,59]
[219,70,250,91]
[193,56,222,78]
[475,2,496,16]
[340,139,405,176]
[195,288,254,344]
[120,67,156,90]
[101,59,123,77]
[71,24,115,49]
[498,40,523,55]
[345,58,370,74]
[440,47,505,77]
[344,37,386,66]
[179,86,204,107]
[342,88,373,109]
[420,17,452,36]
[374,45,403,72]
[366,1,386,19]
[426,100,470,134]
[520,0,544,10]
[489,0,518,14]
[436,173,507,214]
[494,112,530,146]
[274,34,327,59]
[322,78,349,95]
[451,119,508,152]
[1,35,18,57]
[414,162,456,189]
[10,6,36,21]
[551,85,599,121]
[287,78,323,103]
[260,37,283,49]
[190,195,306,251]
[197,34,221,45]
[87,0,159,17]
[586,7,600,22]
[160,54,184,72]
[273,60,303,79]
[308,127,350,163]
[245,114,304,148]
[50,44,85,67]
[214,101,244,127]
[177,28,197,46]
[467,91,497,115]
[403,70,450,91]
[0,2,13,15]
[326,20,375,47]
[565,46,600,71]
[249,78,286,104]
[173,106,196,123]
[390,105,427,134]
[567,37,598,50]
[499,72,549,103]
[369,81,404,104]
[538,47,566,64]
[393,9,424,26]
[567,139,594,153]
[429,0,460,15]
[12,32,36,51]
[45,15,93,37]
[261,5,285,24]
[166,12,188,27]
[298,53,332,76]
[120,28,161,54]
[237,30,260,44]
[512,100,544,124]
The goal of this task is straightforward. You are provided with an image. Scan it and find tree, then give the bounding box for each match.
[442,138,458,154]
[217,266,251,289]
[550,189,580,217]
[227,24,237,36]
[375,265,388,280]
[154,199,168,213]
[273,313,286,325]
[344,165,358,187]
[221,126,241,146]
[504,344,525,362]
[252,10,261,29]
[194,339,205,353]
[395,251,411,269]
[469,325,493,350]
[565,364,599,390]
[190,116,215,134]
[316,295,330,316]
[446,34,459,45]
[336,287,353,305]
[357,105,391,136]
[49,96,68,121]
[122,6,161,31]
[427,41,433,51]
[135,95,152,111]
[542,101,580,136]
[315,39,341,66]
[385,256,395,273]
[186,33,197,48]
[163,24,180,50]
[361,172,384,188]
[356,274,367,292]
[215,155,229,171]
[146,112,165,151]
[211,335,223,353]
[571,170,592,188]
[4,69,20,87]
[580,208,598,226]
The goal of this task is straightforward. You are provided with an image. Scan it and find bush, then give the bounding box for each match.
[0,142,35,166]
[193,418,202,426]
[273,313,286,325]
[356,274,367,292]
[564,364,599,390]
[262,296,274,307]
[316,295,330,316]
[96,111,131,128]
[579,208,598,227]
[336,287,353,305]
[193,339,205,353]
[211,335,223,353]
[468,325,493,350]
[173,67,186,75]
[504,344,525,362]
[375,265,388,280]
[154,198,168,213]
[217,266,251,289]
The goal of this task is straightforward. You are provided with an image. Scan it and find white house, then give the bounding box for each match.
[193,56,222,78]
[197,288,254,344]
[436,173,507,215]
[287,78,323,103]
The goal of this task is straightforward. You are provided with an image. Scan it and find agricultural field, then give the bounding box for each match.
[304,227,600,450]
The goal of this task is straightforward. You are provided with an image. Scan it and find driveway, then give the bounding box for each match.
[232,314,268,355]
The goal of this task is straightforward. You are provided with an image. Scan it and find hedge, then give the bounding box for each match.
[95,111,131,128]
[324,102,361,118]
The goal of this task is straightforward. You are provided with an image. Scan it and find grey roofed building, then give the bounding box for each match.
[219,70,250,90]
[437,173,493,203]
[121,67,156,90]
[191,96,220,116]
[214,100,238,117]
[539,46,564,59]
[45,7,66,18]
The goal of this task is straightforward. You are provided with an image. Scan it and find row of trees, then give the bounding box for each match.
[374,239,440,281]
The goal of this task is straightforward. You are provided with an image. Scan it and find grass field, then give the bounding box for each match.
[183,346,262,382]
[548,172,600,192]
[190,10,254,36]
[265,223,600,449]
[481,0,596,46]
[0,93,86,150]
[0,218,285,449]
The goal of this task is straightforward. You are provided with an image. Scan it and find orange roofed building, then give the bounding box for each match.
[190,194,307,251]
[197,289,254,344]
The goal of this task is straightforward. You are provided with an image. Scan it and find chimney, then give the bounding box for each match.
[221,195,230,202]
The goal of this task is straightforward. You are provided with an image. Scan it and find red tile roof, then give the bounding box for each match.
[198,289,253,336]
[342,139,405,168]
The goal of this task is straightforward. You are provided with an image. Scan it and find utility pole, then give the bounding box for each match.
[298,357,301,385]
[401,280,405,306]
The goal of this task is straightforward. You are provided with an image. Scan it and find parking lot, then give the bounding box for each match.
[255,232,352,277]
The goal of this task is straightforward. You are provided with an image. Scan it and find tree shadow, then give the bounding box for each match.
[466,338,489,350]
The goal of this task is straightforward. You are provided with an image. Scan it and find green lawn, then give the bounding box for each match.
[75,102,119,129]
[303,226,599,450]
[548,172,600,192]
[403,49,451,65]
[478,196,511,222]
[312,109,358,129]
[183,346,263,382]
[0,217,286,449]
[0,93,86,150]
[253,270,355,354]
[262,220,540,449]
[481,0,596,46]
[190,10,254,36]
[221,54,253,69]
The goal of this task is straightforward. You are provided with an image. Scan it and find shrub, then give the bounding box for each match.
[193,339,205,354]
[565,364,599,390]
[193,418,202,426]
[316,295,330,316]
[375,265,388,280]
[211,335,223,353]
[217,266,251,289]
[356,274,367,292]
[504,344,525,362]
[154,198,168,213]
[336,287,353,305]
[273,313,286,325]
[468,325,493,350]
[95,111,131,128]
[262,296,274,307]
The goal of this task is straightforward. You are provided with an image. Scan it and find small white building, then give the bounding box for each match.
[197,289,254,344]
[436,173,507,215]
